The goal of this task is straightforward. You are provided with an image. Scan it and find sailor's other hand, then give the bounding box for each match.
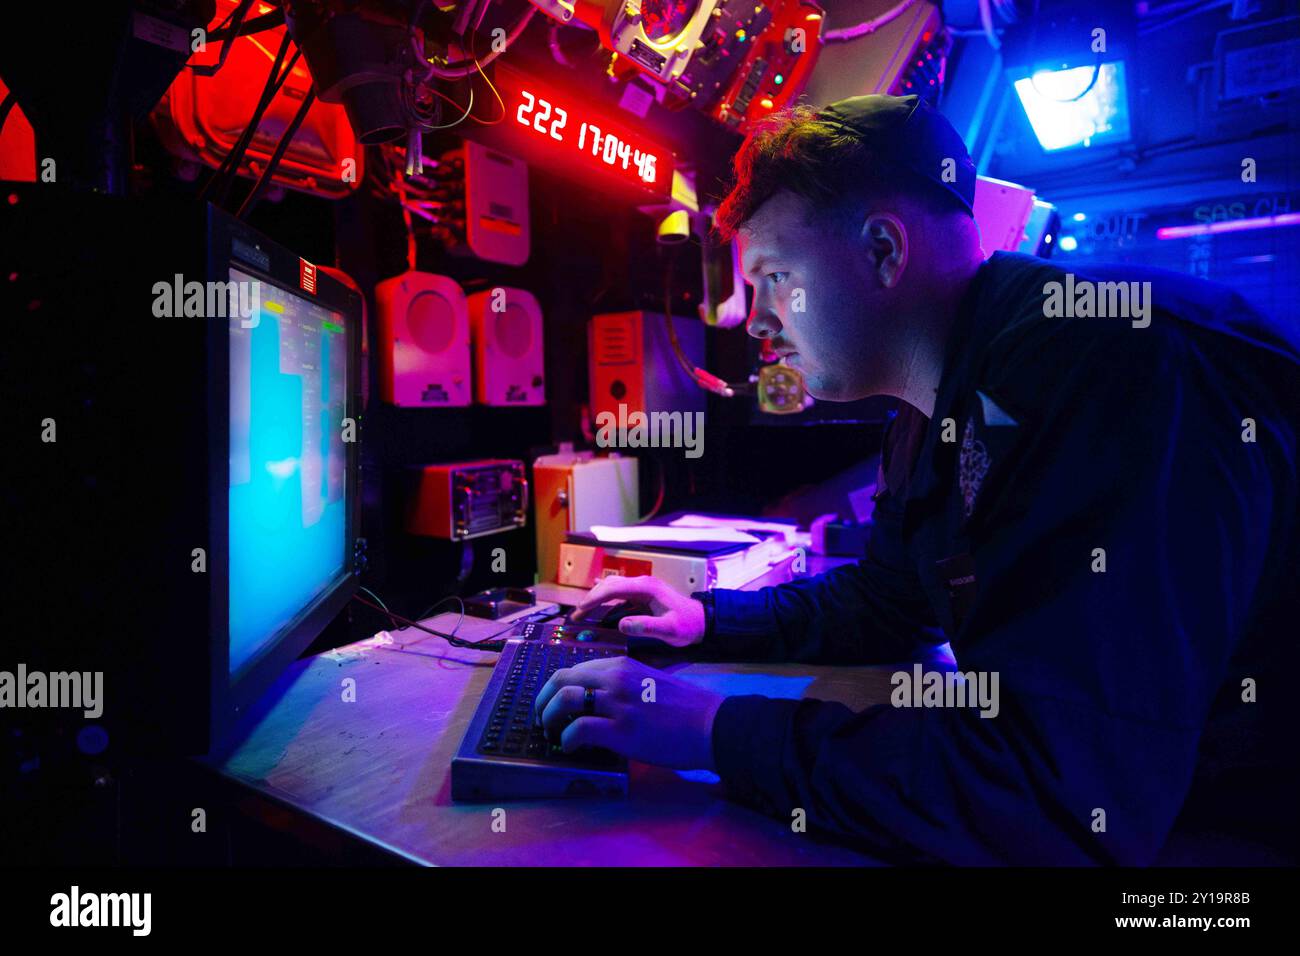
[570,574,707,647]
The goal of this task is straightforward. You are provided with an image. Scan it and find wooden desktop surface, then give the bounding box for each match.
[217,556,940,865]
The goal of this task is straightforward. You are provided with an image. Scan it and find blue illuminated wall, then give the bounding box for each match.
[228,267,349,675]
[942,6,1300,328]
[1048,193,1300,326]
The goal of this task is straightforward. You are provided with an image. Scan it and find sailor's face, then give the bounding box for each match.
[739,190,882,402]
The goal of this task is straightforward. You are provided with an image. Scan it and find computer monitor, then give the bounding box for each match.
[206,208,363,753]
[1,190,363,761]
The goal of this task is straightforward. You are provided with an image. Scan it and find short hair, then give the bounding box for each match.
[712,104,970,243]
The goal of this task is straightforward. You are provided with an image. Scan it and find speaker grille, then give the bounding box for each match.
[494,303,532,359]
[407,291,456,354]
[593,314,637,365]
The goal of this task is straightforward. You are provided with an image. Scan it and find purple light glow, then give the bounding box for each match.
[1156,212,1300,240]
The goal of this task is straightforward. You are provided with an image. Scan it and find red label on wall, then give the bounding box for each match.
[299,258,317,294]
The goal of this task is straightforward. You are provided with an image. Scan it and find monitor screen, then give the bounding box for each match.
[227,265,350,675]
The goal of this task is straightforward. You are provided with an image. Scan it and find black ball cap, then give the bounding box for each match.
[816,94,977,216]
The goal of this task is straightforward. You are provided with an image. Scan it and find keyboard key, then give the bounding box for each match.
[476,641,626,760]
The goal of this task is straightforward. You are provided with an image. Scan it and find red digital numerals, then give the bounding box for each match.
[514,89,660,188]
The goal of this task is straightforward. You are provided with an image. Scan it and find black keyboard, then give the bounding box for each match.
[451,619,629,801]
[477,640,622,760]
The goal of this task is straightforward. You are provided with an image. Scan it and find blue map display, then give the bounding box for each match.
[228,267,348,675]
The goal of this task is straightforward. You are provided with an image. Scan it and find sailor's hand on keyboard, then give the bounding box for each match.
[569,575,706,647]
[534,656,725,771]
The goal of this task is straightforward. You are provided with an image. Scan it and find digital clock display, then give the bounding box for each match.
[494,64,674,200]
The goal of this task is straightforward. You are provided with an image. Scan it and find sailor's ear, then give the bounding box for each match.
[861,212,908,288]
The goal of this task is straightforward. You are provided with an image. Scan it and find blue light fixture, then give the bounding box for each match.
[1013,61,1132,152]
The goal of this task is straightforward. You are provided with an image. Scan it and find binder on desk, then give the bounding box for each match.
[556,512,800,596]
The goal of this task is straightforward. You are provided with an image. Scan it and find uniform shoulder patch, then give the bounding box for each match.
[959,417,991,518]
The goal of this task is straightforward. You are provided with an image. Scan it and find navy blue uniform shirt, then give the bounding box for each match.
[704,251,1300,864]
